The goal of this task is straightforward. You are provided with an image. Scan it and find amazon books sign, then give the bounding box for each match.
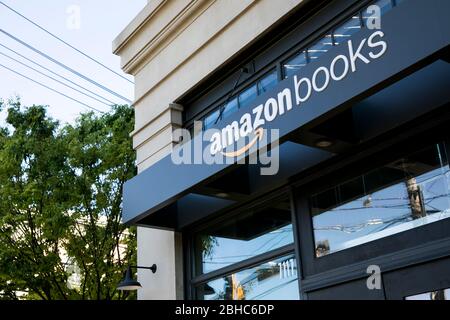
[209,30,387,155]
[172,30,388,175]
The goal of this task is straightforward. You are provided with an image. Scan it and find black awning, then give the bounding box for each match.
[123,0,450,230]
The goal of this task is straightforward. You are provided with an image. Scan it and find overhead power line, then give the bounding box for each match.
[0,50,113,107]
[0,62,105,113]
[0,0,134,84]
[0,29,133,104]
[0,43,118,105]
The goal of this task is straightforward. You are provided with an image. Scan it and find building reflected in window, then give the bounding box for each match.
[311,143,450,257]
[406,288,450,300]
[197,254,299,300]
[195,197,293,274]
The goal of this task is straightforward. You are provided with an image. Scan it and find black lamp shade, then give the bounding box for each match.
[203,283,216,295]
[117,266,142,291]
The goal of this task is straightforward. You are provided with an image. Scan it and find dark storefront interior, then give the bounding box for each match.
[122,0,450,300]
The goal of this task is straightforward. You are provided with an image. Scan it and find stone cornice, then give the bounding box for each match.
[113,0,214,75]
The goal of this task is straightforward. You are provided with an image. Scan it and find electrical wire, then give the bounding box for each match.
[0,62,105,113]
[0,29,132,104]
[0,0,134,84]
[0,50,112,107]
[0,43,119,105]
[214,67,248,125]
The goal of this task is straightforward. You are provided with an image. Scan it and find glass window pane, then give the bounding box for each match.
[188,126,195,140]
[307,33,333,62]
[333,15,362,46]
[238,85,257,110]
[406,288,450,300]
[362,0,393,28]
[203,108,221,130]
[311,143,450,257]
[221,97,238,121]
[197,254,299,300]
[283,51,307,79]
[194,197,293,274]
[258,70,278,95]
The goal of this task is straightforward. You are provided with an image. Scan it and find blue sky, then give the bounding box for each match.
[0,0,146,125]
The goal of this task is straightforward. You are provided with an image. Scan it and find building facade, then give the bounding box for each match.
[113,0,450,300]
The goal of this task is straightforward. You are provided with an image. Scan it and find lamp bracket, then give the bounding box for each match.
[130,264,157,274]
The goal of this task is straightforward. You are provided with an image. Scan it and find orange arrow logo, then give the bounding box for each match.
[221,127,264,157]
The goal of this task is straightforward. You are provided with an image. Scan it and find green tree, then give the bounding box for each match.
[0,99,137,300]
[63,104,137,300]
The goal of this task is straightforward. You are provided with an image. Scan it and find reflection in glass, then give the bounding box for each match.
[258,71,278,95]
[406,288,450,300]
[195,198,293,274]
[333,15,362,46]
[203,108,221,130]
[307,34,333,62]
[238,85,257,110]
[197,254,299,300]
[311,143,450,257]
[221,97,238,121]
[188,126,195,140]
[362,0,393,28]
[283,51,307,79]
[199,0,403,132]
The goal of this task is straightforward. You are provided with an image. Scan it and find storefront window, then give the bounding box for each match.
[258,70,278,95]
[203,108,221,130]
[283,50,307,79]
[194,198,293,274]
[197,254,299,300]
[196,0,402,130]
[238,85,257,110]
[307,34,333,62]
[221,97,238,121]
[333,14,362,46]
[311,143,450,257]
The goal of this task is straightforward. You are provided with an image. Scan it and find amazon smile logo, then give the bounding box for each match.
[221,127,263,157]
[171,124,280,175]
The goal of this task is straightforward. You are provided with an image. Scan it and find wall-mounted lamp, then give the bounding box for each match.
[117,264,157,291]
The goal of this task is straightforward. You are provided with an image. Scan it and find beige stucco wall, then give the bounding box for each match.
[113,0,305,300]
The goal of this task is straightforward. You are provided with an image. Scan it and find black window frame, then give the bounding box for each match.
[181,0,376,131]
[183,0,400,132]
[294,119,450,293]
[184,110,450,300]
[184,188,302,300]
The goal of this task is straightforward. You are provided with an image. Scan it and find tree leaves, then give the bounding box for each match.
[0,101,136,300]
